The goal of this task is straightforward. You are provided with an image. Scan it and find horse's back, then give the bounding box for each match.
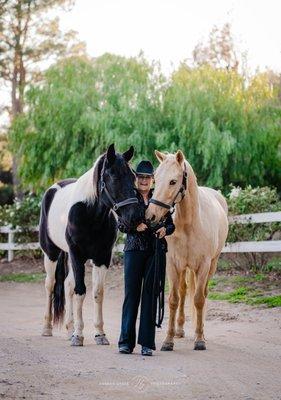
[199,186,228,214]
[48,181,78,252]
[198,186,228,253]
[40,179,77,255]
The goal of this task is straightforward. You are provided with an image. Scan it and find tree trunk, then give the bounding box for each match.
[11,56,24,199]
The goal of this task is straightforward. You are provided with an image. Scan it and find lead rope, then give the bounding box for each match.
[148,234,166,328]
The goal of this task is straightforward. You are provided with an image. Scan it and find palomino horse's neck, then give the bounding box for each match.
[174,162,199,228]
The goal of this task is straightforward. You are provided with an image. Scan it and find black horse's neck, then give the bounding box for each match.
[90,155,112,221]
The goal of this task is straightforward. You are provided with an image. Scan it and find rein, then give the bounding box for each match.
[99,161,138,212]
[149,164,187,213]
[144,233,166,328]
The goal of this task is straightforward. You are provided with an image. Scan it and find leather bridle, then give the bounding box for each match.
[100,161,138,212]
[149,165,187,214]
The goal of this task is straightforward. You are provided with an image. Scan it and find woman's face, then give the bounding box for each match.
[136,175,154,193]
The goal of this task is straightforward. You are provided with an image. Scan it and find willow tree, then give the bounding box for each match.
[159,65,280,190]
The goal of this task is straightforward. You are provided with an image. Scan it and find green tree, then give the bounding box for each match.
[9,54,281,193]
[0,0,85,192]
[159,64,281,190]
[10,54,163,189]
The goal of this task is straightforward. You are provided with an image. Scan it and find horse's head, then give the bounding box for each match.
[146,150,187,223]
[99,144,141,227]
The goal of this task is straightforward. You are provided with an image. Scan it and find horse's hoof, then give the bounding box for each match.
[94,334,110,345]
[66,328,74,340]
[194,340,206,350]
[175,329,185,338]
[42,328,52,337]
[67,331,74,341]
[161,342,174,351]
[71,335,84,346]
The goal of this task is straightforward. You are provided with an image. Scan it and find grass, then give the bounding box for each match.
[0,272,45,283]
[167,272,280,308]
[248,295,281,308]
[263,257,281,273]
[209,285,281,308]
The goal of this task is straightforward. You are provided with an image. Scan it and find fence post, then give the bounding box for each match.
[8,232,14,262]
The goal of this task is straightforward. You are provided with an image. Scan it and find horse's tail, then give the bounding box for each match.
[187,269,196,327]
[53,251,68,326]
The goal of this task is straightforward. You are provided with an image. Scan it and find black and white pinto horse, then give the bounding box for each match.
[39,144,140,346]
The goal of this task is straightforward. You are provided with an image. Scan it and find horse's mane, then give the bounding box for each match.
[72,154,105,205]
[92,154,105,199]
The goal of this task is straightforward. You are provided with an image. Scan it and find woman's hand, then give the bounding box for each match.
[136,223,148,232]
[155,226,166,238]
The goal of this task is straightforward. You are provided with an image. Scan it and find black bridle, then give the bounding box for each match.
[149,165,187,213]
[99,161,138,213]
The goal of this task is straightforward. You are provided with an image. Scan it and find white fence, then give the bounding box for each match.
[222,212,281,253]
[0,226,40,262]
[0,211,281,262]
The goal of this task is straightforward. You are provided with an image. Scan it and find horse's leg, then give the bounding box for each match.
[92,263,109,345]
[64,260,75,340]
[175,269,187,338]
[42,253,56,336]
[161,265,180,351]
[193,258,210,350]
[71,292,86,346]
[69,249,86,347]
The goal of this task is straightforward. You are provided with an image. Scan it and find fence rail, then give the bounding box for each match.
[1,211,281,261]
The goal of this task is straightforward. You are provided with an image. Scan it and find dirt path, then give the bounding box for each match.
[0,267,281,400]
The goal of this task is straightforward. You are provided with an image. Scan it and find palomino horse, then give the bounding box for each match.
[40,144,140,346]
[146,150,228,351]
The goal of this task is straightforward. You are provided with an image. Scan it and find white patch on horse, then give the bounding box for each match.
[42,254,57,336]
[64,261,75,339]
[47,157,103,252]
[92,263,107,336]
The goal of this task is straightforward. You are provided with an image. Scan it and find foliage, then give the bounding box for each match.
[0,0,85,117]
[227,185,281,242]
[0,0,86,194]
[263,257,281,273]
[9,54,281,192]
[0,193,41,228]
[10,54,164,188]
[160,65,281,189]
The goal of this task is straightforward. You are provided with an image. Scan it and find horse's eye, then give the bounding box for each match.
[170,180,177,185]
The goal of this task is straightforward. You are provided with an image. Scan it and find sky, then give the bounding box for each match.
[58,0,281,75]
[1,0,280,127]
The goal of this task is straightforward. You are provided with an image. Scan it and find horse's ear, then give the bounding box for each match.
[106,143,116,165]
[155,150,166,163]
[175,150,184,166]
[123,146,134,162]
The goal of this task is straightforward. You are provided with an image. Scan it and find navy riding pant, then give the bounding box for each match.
[118,250,159,351]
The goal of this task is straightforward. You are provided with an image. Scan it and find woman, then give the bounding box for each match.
[118,160,175,356]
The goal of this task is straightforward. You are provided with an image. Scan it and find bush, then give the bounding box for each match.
[0,193,41,258]
[0,193,41,229]
[226,185,281,270]
[227,185,281,242]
